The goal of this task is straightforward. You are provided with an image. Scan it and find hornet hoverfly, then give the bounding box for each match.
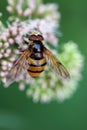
[6,32,70,86]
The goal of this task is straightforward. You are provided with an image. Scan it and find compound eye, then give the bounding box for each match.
[29,34,37,41]
[37,34,44,41]
[29,34,44,41]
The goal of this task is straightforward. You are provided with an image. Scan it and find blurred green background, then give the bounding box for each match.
[0,0,87,130]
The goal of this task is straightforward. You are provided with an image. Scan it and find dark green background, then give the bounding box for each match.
[0,0,87,130]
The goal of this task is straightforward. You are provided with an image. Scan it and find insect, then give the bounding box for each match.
[6,32,70,86]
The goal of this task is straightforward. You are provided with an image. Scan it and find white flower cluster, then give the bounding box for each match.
[26,42,84,103]
[7,0,60,21]
[7,0,37,18]
[12,19,58,47]
[0,18,58,89]
[0,0,60,89]
[0,21,21,84]
[6,0,60,46]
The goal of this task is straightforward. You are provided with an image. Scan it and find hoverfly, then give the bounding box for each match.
[6,32,70,86]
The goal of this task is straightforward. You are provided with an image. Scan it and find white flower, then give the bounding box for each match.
[7,0,60,21]
[27,42,84,103]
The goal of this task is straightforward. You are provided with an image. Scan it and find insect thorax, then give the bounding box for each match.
[30,40,44,60]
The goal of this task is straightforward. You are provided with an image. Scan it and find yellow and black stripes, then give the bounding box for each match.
[27,57,46,77]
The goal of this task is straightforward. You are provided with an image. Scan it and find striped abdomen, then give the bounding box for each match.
[27,57,46,77]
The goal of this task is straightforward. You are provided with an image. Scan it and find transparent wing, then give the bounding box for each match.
[5,50,30,86]
[43,47,70,79]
